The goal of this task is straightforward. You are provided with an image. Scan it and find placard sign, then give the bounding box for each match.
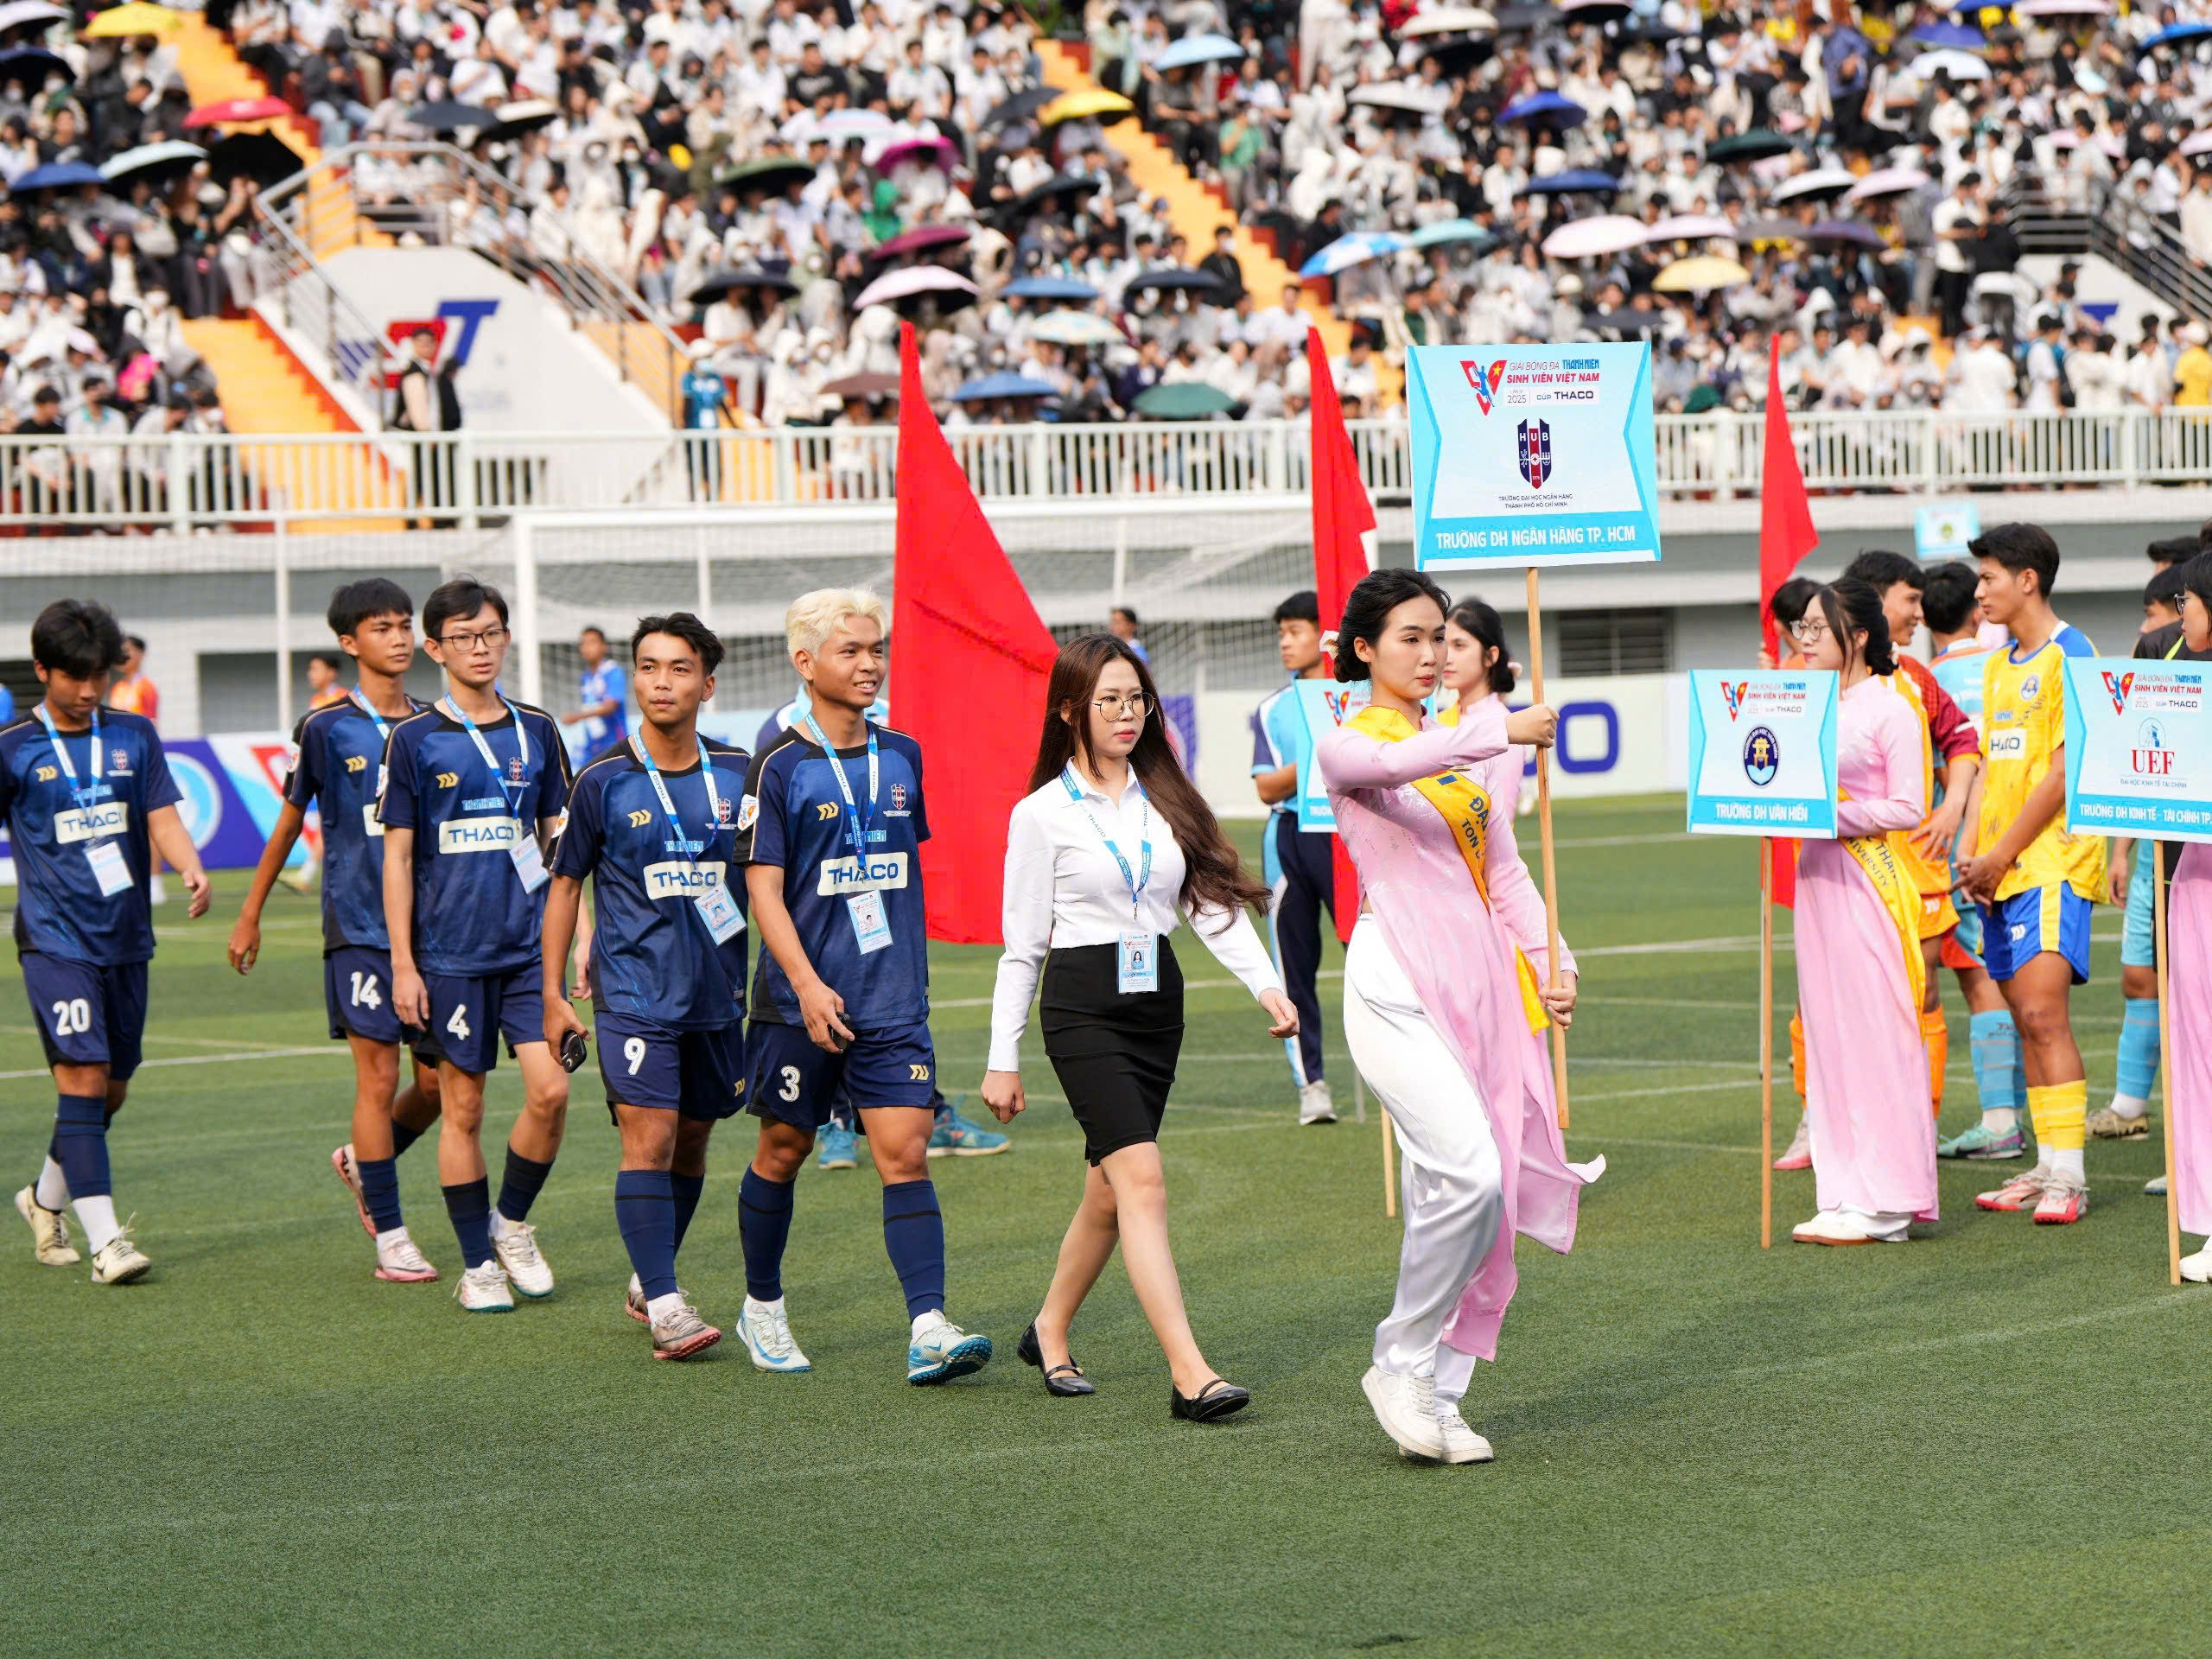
[2063,657,2212,842]
[1684,671,1840,837]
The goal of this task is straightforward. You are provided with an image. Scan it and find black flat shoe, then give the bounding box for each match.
[1169,1377,1249,1422]
[1018,1320,1096,1396]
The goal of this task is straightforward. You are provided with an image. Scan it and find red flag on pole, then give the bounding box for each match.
[1306,325,1376,944]
[1758,337,1818,910]
[892,321,1059,944]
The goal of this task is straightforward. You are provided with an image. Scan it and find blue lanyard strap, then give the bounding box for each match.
[36,705,100,810]
[630,734,724,872]
[349,688,403,743]
[796,710,878,856]
[442,696,531,808]
[1061,765,1151,915]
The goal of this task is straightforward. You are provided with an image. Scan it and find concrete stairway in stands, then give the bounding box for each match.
[179,314,356,436]
[1033,41,1399,406]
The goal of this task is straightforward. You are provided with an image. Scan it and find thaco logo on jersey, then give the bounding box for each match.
[1517,419,1553,488]
[1460,357,1509,415]
[54,801,128,843]
[438,816,522,853]
[2104,671,2136,715]
[817,851,909,895]
[644,860,728,899]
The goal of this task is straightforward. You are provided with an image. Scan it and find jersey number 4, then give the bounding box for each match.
[447,1003,472,1040]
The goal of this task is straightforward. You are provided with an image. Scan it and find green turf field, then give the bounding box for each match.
[3,796,2202,1656]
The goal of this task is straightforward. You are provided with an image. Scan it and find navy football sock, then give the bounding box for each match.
[880,1179,945,1319]
[671,1173,705,1255]
[442,1178,494,1268]
[614,1170,678,1301]
[739,1167,794,1302]
[52,1094,111,1199]
[357,1155,403,1234]
[496,1148,553,1224]
[390,1120,425,1158]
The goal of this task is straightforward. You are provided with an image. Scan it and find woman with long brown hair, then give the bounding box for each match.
[983,633,1296,1421]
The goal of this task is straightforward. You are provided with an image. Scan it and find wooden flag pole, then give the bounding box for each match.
[1379,1077,1397,1218]
[1758,838,1775,1249]
[1524,567,1570,1131]
[2155,848,2182,1285]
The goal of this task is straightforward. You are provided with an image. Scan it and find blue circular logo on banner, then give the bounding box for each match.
[1743,726,1780,787]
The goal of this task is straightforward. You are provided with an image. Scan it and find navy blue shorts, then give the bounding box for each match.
[423,963,543,1076]
[746,1019,936,1132]
[597,1008,747,1123]
[325,945,444,1064]
[22,953,147,1080]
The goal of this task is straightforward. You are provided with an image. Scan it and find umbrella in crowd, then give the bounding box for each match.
[0,2,67,35]
[1643,213,1738,243]
[1348,81,1439,112]
[1907,22,1985,48]
[816,108,892,139]
[1495,3,1563,29]
[2139,20,2212,50]
[99,139,207,184]
[1522,168,1620,195]
[688,267,797,303]
[1904,48,1992,81]
[982,86,1058,130]
[2016,0,2112,14]
[1004,275,1100,301]
[854,265,979,311]
[952,372,1059,402]
[490,99,559,138]
[1559,0,1634,22]
[408,100,499,132]
[1770,168,1857,202]
[1121,269,1224,300]
[874,136,958,173]
[1498,90,1585,127]
[1399,8,1498,35]
[1409,218,1495,250]
[1001,173,1099,219]
[1843,166,1932,205]
[1539,213,1646,258]
[0,44,67,83]
[206,129,303,186]
[1027,310,1123,346]
[2182,130,2212,158]
[1135,383,1236,418]
[1809,218,1885,249]
[185,95,290,127]
[81,2,177,35]
[1739,215,1808,243]
[823,372,900,399]
[1154,33,1245,70]
[1039,88,1134,125]
[1706,129,1795,163]
[717,156,814,193]
[1652,255,1751,291]
[1300,231,1408,278]
[10,159,102,191]
[868,224,969,261]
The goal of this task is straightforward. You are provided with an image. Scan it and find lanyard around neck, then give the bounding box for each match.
[630,734,724,874]
[36,705,100,809]
[1061,764,1151,916]
[796,709,877,857]
[441,695,530,807]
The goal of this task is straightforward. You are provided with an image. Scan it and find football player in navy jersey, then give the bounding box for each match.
[378,577,576,1314]
[228,579,446,1285]
[732,588,993,1383]
[8,600,209,1285]
[544,613,747,1361]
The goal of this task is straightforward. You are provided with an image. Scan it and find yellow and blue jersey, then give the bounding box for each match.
[283,695,424,952]
[0,709,179,965]
[552,738,751,1029]
[1979,625,2104,906]
[375,701,572,976]
[734,720,930,1031]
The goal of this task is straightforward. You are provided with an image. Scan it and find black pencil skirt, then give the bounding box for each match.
[1039,938,1185,1166]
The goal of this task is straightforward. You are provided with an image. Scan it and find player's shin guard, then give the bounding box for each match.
[441,1178,494,1268]
[1921,1008,1948,1116]
[1969,1009,2024,1122]
[2116,997,2161,1107]
[1789,1013,1807,1101]
[357,1155,404,1234]
[52,1094,111,1199]
[2028,1081,2088,1181]
[739,1167,794,1301]
[880,1179,945,1318]
[613,1170,678,1301]
[496,1149,553,1224]
[390,1120,426,1157]
[671,1173,704,1256]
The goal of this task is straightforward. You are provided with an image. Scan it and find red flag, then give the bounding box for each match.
[1306,325,1376,944]
[892,322,1059,944]
[1758,339,1816,911]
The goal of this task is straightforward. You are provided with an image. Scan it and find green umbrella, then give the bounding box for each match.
[1134,382,1236,418]
[1705,129,1796,164]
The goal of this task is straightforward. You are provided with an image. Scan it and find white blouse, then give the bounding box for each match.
[988,767,1283,1072]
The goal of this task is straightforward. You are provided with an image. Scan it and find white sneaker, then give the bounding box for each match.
[738,1295,812,1373]
[2146,1174,2170,1197]
[1791,1210,1903,1246]
[1362,1365,1446,1460]
[89,1226,151,1285]
[2182,1243,2212,1284]
[454,1261,514,1313]
[373,1228,438,1283]
[1298,1079,1337,1126]
[491,1214,554,1298]
[15,1185,79,1266]
[650,1299,722,1360]
[1434,1402,1496,1465]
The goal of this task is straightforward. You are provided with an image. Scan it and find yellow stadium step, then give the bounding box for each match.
[1033,41,1399,408]
[583,316,684,424]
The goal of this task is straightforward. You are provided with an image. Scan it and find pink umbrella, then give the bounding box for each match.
[1843,165,1932,204]
[854,265,979,310]
[1539,213,1648,259]
[868,223,972,261]
[874,136,959,173]
[184,95,292,128]
[1642,213,1737,243]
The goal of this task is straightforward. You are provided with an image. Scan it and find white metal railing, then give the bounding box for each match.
[4,409,2209,528]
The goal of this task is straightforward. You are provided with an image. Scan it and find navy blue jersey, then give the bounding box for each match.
[376,700,572,976]
[734,720,929,1029]
[0,709,181,965]
[552,738,751,1029]
[283,694,424,952]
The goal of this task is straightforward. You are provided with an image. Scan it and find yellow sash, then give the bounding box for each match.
[1838,804,1928,1020]
[1350,703,1548,1033]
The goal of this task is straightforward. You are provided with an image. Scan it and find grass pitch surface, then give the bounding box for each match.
[2,797,2202,1656]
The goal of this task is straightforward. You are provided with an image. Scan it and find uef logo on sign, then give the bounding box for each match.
[1742,727,1780,788]
[2134,718,2174,776]
[1517,418,1553,488]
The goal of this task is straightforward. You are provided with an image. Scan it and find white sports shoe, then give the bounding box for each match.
[15,1185,79,1266]
[1362,1365,1446,1460]
[737,1295,812,1373]
[1298,1080,1338,1126]
[2181,1243,2212,1285]
[491,1215,554,1298]
[1433,1402,1495,1465]
[373,1229,439,1283]
[89,1227,151,1285]
[454,1261,515,1313]
[650,1300,722,1361]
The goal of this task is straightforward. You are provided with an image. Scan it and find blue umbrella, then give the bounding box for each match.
[1299,231,1409,278]
[10,160,104,191]
[1154,32,1245,70]
[1410,218,1495,251]
[1498,90,1586,127]
[1005,274,1101,301]
[0,44,67,82]
[1522,168,1620,195]
[952,371,1060,401]
[2139,20,2212,50]
[1908,22,1984,48]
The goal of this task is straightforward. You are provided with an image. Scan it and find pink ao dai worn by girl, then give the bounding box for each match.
[1794,677,1938,1225]
[2168,843,2212,1241]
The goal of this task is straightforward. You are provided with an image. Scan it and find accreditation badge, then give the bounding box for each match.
[85,838,132,896]
[1117,930,1158,995]
[509,836,550,893]
[694,881,744,944]
[847,890,892,955]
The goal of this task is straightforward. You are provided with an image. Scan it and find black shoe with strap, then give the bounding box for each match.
[1018,1319,1096,1396]
[1169,1377,1249,1423]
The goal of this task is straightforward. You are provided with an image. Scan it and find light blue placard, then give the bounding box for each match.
[1914,501,1980,563]
[1684,671,1840,838]
[1293,682,1450,831]
[1408,342,1660,570]
[2063,657,2212,842]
